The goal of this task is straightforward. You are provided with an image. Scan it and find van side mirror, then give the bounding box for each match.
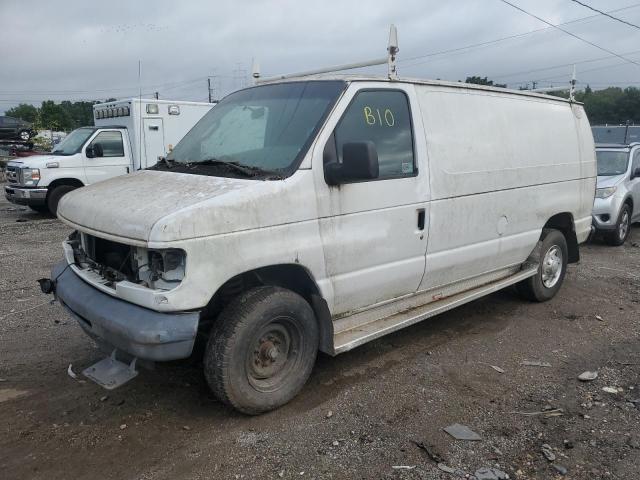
[632,167,640,179]
[325,141,379,185]
[86,143,104,158]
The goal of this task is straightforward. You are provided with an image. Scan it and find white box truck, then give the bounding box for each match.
[4,98,214,214]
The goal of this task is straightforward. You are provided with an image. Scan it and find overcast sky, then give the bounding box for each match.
[1,0,639,114]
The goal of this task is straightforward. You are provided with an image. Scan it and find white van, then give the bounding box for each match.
[46,75,596,413]
[5,99,213,214]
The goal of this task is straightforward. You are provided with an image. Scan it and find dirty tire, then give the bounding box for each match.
[46,185,76,216]
[517,229,568,302]
[605,204,631,246]
[29,205,49,214]
[204,286,319,415]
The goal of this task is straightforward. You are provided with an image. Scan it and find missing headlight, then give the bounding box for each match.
[147,249,185,288]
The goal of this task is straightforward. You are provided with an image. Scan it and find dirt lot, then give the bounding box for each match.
[1,186,639,480]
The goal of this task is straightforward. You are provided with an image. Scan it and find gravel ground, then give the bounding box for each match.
[1,184,639,480]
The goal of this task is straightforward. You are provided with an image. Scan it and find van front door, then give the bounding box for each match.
[142,118,166,169]
[84,130,131,185]
[314,85,430,316]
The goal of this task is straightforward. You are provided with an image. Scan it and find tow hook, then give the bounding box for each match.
[37,278,55,294]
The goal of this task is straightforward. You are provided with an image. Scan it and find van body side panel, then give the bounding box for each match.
[416,85,595,291]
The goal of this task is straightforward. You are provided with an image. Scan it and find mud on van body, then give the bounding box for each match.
[47,76,596,413]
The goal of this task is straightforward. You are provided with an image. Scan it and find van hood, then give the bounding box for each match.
[597,174,626,188]
[57,170,314,244]
[7,155,67,169]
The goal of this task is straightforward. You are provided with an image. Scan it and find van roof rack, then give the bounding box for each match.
[253,25,399,84]
[530,65,578,101]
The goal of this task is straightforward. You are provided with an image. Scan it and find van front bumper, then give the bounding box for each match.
[52,261,200,362]
[4,185,47,207]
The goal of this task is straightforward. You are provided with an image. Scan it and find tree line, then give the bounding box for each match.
[463,76,640,125]
[4,99,116,132]
[4,80,640,131]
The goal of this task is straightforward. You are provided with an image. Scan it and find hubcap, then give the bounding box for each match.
[619,211,629,241]
[20,131,29,140]
[541,245,563,288]
[246,318,301,393]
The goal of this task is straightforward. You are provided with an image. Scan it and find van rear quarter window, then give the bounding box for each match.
[335,90,415,179]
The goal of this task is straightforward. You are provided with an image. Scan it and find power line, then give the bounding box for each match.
[399,3,640,68]
[569,0,640,31]
[533,55,640,83]
[492,48,640,80]
[497,0,640,68]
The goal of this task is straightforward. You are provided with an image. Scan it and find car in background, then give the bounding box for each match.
[592,124,640,145]
[593,142,640,245]
[0,116,35,143]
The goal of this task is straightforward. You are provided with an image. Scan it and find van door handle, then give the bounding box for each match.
[417,209,426,230]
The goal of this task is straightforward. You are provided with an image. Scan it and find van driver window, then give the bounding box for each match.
[335,90,415,179]
[91,131,124,157]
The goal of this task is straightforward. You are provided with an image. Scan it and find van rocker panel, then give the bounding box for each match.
[52,261,200,361]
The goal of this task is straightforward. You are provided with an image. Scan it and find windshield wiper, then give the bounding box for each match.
[186,158,275,178]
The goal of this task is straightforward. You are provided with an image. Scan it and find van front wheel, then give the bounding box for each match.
[46,185,77,216]
[517,229,568,302]
[204,286,319,415]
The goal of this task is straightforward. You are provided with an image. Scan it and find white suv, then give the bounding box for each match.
[593,143,640,245]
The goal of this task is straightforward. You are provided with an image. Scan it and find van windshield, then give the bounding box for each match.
[162,81,345,179]
[596,150,630,176]
[51,127,95,156]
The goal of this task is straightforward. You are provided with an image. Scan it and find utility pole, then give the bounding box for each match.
[207,78,212,103]
[154,91,159,100]
[232,63,248,90]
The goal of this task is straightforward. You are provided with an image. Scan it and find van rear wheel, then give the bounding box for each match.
[204,286,319,415]
[517,229,568,302]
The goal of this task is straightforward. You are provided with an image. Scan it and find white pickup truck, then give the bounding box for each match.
[4,98,213,214]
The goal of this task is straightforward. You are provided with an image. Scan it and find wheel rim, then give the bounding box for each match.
[246,317,302,393]
[20,131,29,140]
[541,245,563,288]
[619,210,630,241]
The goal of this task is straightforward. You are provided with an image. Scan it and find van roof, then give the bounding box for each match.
[256,74,579,105]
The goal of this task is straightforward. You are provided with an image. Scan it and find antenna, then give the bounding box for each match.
[569,64,576,102]
[256,25,398,84]
[138,60,143,170]
[387,24,399,79]
[252,58,261,85]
